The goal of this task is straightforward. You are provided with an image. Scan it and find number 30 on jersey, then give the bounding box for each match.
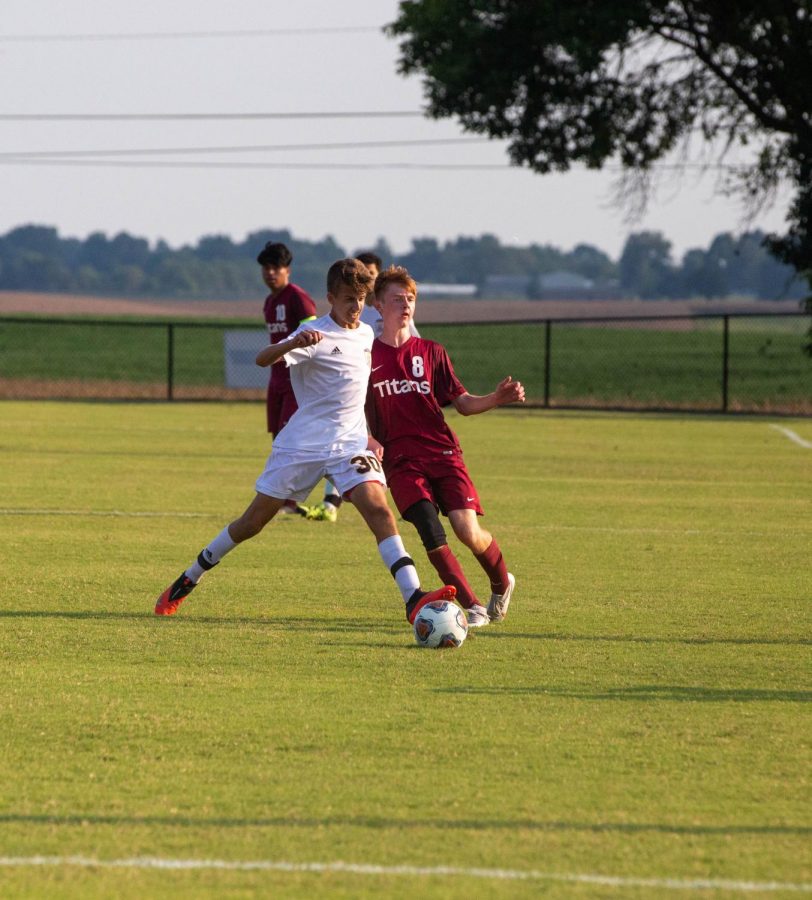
[350,455,383,474]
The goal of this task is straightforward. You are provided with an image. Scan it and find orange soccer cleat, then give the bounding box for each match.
[154,573,197,616]
[406,585,457,624]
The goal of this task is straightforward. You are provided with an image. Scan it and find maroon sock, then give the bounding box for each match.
[427,545,480,609]
[475,539,509,594]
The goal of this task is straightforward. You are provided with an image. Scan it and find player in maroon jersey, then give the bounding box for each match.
[259,241,317,436]
[366,266,525,626]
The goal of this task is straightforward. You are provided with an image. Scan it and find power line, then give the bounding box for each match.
[0,138,489,160]
[0,158,512,171]
[0,111,424,122]
[0,25,382,42]
[0,158,749,173]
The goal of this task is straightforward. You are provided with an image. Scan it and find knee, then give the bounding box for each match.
[360,497,397,539]
[370,503,395,532]
[232,512,266,542]
[451,518,490,553]
[404,500,447,552]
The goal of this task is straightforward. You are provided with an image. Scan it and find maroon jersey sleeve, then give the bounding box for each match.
[431,343,466,407]
[288,284,317,324]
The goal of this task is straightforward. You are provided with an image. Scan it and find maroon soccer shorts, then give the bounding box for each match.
[386,452,484,517]
[266,387,299,436]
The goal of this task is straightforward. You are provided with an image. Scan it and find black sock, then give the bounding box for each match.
[404,589,426,622]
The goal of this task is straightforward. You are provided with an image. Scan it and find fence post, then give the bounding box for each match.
[167,322,174,401]
[721,314,729,412]
[544,319,551,408]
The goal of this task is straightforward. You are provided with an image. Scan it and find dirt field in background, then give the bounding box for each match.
[0,291,803,323]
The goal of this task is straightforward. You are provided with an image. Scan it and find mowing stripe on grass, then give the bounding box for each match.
[770,425,812,449]
[0,507,215,519]
[0,856,809,892]
[0,508,804,539]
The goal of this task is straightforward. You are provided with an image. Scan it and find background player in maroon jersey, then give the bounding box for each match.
[366,266,525,626]
[258,241,341,518]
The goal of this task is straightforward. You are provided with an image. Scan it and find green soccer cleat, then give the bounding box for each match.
[305,502,338,522]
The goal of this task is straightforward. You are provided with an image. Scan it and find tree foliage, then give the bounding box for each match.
[0,224,804,303]
[389,0,812,293]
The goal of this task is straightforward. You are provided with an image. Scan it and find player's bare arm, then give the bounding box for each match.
[366,434,384,462]
[255,329,323,367]
[452,376,526,416]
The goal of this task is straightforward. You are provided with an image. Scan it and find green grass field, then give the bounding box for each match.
[2,315,810,411]
[1,401,810,898]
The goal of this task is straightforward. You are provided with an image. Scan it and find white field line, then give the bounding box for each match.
[770,425,812,449]
[0,856,809,893]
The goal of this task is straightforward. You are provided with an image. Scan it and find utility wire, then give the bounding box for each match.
[0,158,747,172]
[0,159,512,171]
[0,26,382,42]
[0,138,489,160]
[0,111,423,122]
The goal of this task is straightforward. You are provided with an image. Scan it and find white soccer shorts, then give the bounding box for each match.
[255,446,387,502]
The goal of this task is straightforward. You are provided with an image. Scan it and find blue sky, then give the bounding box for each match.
[0,0,792,261]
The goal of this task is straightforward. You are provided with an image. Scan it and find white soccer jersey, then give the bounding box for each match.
[272,313,374,454]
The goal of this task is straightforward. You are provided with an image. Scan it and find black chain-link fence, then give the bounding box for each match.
[1,312,809,414]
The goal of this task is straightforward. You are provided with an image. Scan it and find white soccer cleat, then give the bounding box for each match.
[466,603,490,628]
[487,572,515,622]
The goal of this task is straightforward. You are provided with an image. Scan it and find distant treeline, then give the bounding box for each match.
[0,224,806,301]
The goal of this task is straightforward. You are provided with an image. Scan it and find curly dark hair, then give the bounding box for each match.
[256,242,293,267]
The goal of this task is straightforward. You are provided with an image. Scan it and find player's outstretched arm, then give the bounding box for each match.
[452,376,526,416]
[255,329,323,367]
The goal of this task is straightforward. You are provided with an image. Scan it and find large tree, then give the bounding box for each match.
[388,0,812,299]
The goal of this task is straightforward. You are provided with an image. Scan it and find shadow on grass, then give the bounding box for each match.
[0,812,807,837]
[0,609,404,634]
[435,685,812,703]
[0,610,807,648]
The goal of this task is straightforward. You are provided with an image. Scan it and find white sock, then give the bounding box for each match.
[378,535,420,602]
[186,526,237,582]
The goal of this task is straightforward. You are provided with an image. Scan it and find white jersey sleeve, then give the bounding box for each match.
[282,321,319,368]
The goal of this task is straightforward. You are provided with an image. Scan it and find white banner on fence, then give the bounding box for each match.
[224,331,269,389]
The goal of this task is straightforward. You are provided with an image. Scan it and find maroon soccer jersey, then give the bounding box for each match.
[366,336,467,461]
[262,283,317,389]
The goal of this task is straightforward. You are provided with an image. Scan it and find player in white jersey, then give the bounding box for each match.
[154,258,455,625]
[306,251,418,523]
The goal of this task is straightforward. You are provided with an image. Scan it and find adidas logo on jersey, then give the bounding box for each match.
[330,346,342,355]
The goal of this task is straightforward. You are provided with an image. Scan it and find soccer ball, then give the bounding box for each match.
[413,600,468,649]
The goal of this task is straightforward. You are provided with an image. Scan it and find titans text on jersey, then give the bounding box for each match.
[370,377,431,397]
